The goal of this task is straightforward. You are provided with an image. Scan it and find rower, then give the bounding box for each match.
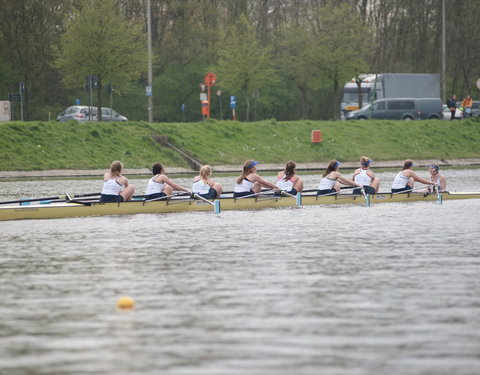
[233,160,279,198]
[427,164,447,192]
[145,162,190,200]
[192,165,222,199]
[352,156,380,195]
[391,160,436,193]
[317,160,362,196]
[275,160,304,196]
[100,161,135,202]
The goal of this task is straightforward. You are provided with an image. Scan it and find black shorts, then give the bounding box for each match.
[145,192,167,200]
[100,194,124,203]
[195,187,217,199]
[274,188,298,196]
[317,188,336,196]
[353,186,376,195]
[391,187,412,194]
[233,190,255,198]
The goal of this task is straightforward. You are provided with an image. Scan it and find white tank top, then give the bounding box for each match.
[192,178,211,194]
[318,177,337,190]
[354,169,372,186]
[429,174,441,186]
[145,176,166,195]
[391,172,410,189]
[234,178,255,193]
[101,178,123,195]
[277,174,294,191]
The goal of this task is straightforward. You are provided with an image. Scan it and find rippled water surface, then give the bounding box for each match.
[1,169,479,375]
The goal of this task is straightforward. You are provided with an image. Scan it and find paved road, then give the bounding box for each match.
[1,159,479,179]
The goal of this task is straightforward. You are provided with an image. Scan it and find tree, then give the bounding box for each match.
[306,1,370,119]
[276,25,315,119]
[53,0,146,120]
[214,14,278,121]
[0,0,71,120]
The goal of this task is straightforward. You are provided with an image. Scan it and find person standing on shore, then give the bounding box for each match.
[391,160,436,193]
[446,94,457,121]
[461,94,473,118]
[100,161,135,202]
[352,156,380,195]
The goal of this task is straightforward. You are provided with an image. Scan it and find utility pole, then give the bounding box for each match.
[147,0,153,122]
[442,0,446,103]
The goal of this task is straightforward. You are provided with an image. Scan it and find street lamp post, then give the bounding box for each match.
[442,0,446,102]
[147,0,153,122]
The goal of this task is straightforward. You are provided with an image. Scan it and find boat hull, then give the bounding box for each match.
[0,192,479,221]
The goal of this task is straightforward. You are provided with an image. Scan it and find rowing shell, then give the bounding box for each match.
[0,192,479,221]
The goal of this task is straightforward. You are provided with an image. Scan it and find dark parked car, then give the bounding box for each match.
[346,98,443,120]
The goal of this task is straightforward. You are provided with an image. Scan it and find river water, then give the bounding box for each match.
[0,169,479,375]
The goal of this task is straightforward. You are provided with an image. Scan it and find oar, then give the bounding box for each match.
[314,186,359,197]
[391,185,432,195]
[193,194,214,205]
[0,192,101,205]
[193,194,221,214]
[280,191,296,198]
[281,191,303,207]
[235,189,275,200]
[303,186,356,193]
[221,188,273,195]
[144,191,191,202]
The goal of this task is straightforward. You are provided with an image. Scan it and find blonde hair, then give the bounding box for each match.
[110,161,123,176]
[360,156,371,167]
[199,165,212,183]
[237,160,256,184]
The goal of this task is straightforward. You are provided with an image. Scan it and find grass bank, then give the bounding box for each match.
[1,118,479,171]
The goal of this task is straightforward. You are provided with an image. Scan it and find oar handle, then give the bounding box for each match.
[0,192,101,205]
[303,185,356,193]
[193,194,214,206]
[144,191,190,202]
[280,191,296,198]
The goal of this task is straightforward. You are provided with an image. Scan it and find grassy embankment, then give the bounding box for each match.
[1,118,479,171]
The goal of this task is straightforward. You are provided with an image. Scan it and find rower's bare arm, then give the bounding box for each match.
[440,176,447,190]
[119,176,129,187]
[339,176,361,187]
[411,172,434,185]
[259,177,278,190]
[164,176,189,192]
